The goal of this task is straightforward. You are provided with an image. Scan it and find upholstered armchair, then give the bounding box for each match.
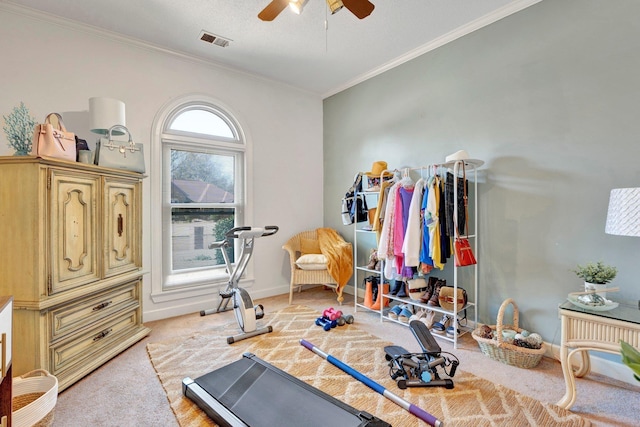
[282,229,338,304]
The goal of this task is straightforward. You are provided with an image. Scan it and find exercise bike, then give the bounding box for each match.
[384,319,459,389]
[200,225,279,344]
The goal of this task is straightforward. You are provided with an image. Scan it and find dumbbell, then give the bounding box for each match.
[315,316,336,331]
[323,307,343,321]
[338,314,354,326]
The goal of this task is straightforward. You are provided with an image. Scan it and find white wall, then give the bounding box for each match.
[0,5,324,321]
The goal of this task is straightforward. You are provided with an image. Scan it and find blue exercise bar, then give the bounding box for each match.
[299,339,443,427]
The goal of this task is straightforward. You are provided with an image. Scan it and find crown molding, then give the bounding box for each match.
[321,0,543,99]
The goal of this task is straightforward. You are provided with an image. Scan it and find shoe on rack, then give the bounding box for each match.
[431,314,451,334]
[420,277,438,304]
[387,305,403,320]
[447,311,468,337]
[398,307,414,323]
[396,282,408,298]
[366,249,378,270]
[446,324,460,338]
[409,308,427,323]
[428,279,446,307]
[420,309,437,329]
[389,280,401,295]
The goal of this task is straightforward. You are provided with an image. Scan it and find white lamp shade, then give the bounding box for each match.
[605,187,640,236]
[89,97,126,135]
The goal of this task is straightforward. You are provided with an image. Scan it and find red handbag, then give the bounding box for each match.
[453,161,477,267]
[454,237,476,267]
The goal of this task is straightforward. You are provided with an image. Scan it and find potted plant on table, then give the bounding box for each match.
[572,261,617,297]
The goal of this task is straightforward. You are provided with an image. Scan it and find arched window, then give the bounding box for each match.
[156,100,246,292]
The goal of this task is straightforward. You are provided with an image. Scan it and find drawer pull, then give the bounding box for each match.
[92,300,113,311]
[93,328,112,342]
[117,213,123,236]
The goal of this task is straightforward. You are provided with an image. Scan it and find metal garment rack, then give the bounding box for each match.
[353,161,480,349]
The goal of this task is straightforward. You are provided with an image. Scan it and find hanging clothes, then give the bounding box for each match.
[372,176,395,244]
[402,177,425,267]
[438,175,451,264]
[445,171,466,237]
[393,184,414,277]
[378,180,401,279]
[419,178,434,272]
[427,175,444,270]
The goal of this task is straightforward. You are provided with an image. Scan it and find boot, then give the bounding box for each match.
[389,280,401,295]
[371,281,390,310]
[366,249,377,270]
[363,277,374,308]
[428,279,446,307]
[420,277,438,304]
[371,277,379,305]
[396,281,408,298]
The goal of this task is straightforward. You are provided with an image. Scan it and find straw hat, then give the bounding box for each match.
[365,161,393,177]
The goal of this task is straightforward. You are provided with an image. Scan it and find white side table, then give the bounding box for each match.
[557,300,640,409]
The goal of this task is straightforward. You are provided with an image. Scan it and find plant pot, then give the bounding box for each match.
[584,281,607,298]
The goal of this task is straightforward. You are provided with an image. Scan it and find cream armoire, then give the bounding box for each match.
[0,157,150,391]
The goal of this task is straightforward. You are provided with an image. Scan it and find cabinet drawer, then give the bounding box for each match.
[49,307,141,376]
[49,281,140,342]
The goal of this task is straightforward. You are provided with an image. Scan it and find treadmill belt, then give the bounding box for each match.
[183,352,391,427]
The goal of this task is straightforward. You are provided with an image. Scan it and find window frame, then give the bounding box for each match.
[150,95,252,304]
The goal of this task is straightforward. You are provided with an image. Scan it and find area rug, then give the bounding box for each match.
[147,305,590,427]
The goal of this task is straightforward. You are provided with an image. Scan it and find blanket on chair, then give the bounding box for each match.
[317,227,353,303]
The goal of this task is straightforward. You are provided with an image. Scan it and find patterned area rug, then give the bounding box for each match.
[147,305,590,427]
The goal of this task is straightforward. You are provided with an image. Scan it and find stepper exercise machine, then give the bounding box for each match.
[200,226,278,344]
[385,319,459,389]
[182,352,392,427]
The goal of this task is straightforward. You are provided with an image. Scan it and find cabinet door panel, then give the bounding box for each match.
[50,171,100,294]
[104,178,140,277]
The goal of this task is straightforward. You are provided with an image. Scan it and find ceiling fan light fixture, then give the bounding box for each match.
[327,0,344,14]
[289,0,309,15]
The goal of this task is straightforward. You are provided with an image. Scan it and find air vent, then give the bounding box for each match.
[199,30,231,48]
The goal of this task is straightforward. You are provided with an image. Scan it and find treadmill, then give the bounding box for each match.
[183,352,391,427]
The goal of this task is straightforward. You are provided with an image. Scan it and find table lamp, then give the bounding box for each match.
[89,97,126,136]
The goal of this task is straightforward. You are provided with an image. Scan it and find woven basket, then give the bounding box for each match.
[471,298,545,369]
[12,369,58,427]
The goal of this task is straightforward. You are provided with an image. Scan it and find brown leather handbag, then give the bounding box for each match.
[438,285,468,312]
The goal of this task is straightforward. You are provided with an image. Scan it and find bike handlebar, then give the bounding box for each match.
[225,225,279,239]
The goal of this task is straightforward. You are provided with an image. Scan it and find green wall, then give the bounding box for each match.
[323,0,640,346]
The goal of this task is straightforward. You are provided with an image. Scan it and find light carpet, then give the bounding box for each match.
[147,305,590,427]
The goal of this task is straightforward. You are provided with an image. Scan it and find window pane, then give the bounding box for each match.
[171,207,235,270]
[171,150,234,203]
[169,109,235,138]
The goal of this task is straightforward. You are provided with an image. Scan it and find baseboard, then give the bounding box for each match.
[544,341,638,387]
[346,285,637,387]
[143,284,291,322]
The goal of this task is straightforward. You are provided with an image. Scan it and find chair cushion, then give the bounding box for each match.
[300,238,322,255]
[295,254,328,270]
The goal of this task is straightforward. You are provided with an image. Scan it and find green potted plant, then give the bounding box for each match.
[572,261,617,298]
[621,340,640,382]
[2,102,37,155]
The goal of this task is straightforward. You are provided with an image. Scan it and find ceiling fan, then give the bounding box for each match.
[258,0,375,21]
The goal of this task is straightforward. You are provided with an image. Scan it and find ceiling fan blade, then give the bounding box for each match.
[258,0,290,21]
[342,0,375,19]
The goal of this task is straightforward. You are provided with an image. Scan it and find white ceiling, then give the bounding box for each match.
[5,0,538,97]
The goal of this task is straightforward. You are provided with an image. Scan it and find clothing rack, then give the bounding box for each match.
[362,160,481,348]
